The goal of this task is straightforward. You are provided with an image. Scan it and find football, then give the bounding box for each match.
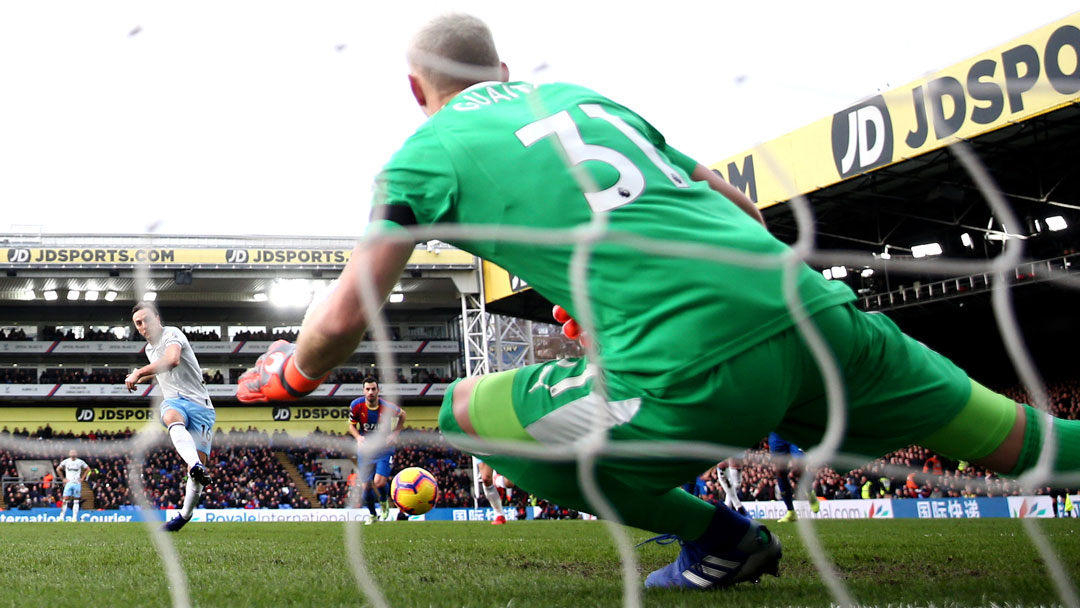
[391,467,439,515]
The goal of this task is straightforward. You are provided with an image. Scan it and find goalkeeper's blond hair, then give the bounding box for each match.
[407,13,502,95]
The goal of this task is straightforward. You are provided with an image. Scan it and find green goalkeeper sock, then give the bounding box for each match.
[1009,405,1080,476]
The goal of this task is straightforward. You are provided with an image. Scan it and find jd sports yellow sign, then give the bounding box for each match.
[713,13,1080,208]
[2,247,475,269]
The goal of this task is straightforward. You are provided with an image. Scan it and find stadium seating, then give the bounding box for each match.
[3,376,1078,513]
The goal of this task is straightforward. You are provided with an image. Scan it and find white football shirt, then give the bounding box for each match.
[145,326,212,406]
[59,458,89,482]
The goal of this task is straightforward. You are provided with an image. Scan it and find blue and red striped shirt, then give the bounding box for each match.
[349,397,401,435]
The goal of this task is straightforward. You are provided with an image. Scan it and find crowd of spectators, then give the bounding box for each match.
[183,329,221,342]
[0,368,36,384]
[0,325,455,344]
[283,428,475,509]
[5,366,448,386]
[391,429,474,508]
[4,367,447,386]
[328,370,416,385]
[362,329,402,341]
[143,440,309,510]
[38,369,126,384]
[331,370,388,385]
[283,429,353,508]
[682,376,1080,505]
[4,376,1080,514]
[0,328,31,341]
[1,427,133,510]
[410,368,454,384]
[230,329,300,342]
[40,327,126,341]
[327,370,454,385]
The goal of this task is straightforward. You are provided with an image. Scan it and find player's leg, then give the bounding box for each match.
[357,458,378,523]
[713,466,746,516]
[771,302,1080,481]
[725,458,745,514]
[180,404,214,519]
[161,399,211,483]
[374,477,390,520]
[59,487,71,521]
[373,452,393,520]
[163,401,214,532]
[774,437,819,517]
[769,433,797,523]
[477,461,507,523]
[495,473,514,489]
[440,361,783,589]
[921,381,1080,478]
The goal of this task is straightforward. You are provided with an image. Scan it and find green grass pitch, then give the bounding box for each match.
[3,519,1080,607]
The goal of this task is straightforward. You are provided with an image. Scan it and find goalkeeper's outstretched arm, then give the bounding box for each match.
[295,239,414,378]
[236,237,414,403]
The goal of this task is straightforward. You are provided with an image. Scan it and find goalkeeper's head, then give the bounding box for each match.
[406,13,509,117]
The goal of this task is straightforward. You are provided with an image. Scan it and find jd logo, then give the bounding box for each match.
[225,249,249,264]
[7,249,30,263]
[272,406,291,421]
[831,95,894,179]
[510,275,529,292]
[76,408,95,422]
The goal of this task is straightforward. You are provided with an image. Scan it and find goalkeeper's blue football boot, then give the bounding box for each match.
[641,504,781,589]
[161,513,191,532]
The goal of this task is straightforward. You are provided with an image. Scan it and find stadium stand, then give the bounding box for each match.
[2,376,1078,513]
[38,369,127,384]
[0,368,36,384]
[0,328,30,341]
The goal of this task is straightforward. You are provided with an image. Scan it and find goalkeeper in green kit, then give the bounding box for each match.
[239,13,1080,590]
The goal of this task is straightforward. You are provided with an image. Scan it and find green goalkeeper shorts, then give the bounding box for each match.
[439,302,972,491]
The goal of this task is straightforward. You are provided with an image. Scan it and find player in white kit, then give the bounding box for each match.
[126,302,215,532]
[56,449,90,522]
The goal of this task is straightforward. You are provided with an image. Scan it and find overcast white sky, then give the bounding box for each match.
[0,2,1076,238]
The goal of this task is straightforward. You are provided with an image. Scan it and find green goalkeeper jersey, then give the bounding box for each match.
[373,81,854,388]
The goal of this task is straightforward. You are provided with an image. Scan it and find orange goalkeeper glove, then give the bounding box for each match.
[236,340,328,403]
[552,305,585,341]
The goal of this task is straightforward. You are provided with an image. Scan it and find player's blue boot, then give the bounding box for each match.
[641,505,781,590]
[161,513,191,532]
[189,463,211,486]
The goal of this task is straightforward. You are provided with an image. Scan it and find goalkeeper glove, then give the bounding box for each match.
[552,305,582,339]
[236,340,327,402]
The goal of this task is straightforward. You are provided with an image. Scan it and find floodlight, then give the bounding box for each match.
[911,243,943,258]
[269,279,311,308]
[1046,216,1067,232]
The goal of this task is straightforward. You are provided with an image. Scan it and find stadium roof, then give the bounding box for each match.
[0,236,477,322]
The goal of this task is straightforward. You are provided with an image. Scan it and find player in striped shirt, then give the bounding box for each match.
[349,377,406,522]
